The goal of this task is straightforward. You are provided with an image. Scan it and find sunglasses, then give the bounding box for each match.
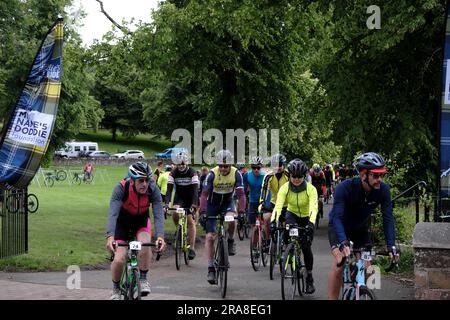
[251,166,261,170]
[370,172,385,179]
[291,175,304,179]
[136,178,150,183]
[219,164,231,169]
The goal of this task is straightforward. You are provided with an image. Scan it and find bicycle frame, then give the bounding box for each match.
[169,207,190,270]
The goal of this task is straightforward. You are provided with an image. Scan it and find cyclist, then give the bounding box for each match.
[324,164,335,200]
[272,159,318,294]
[199,149,246,284]
[157,165,172,203]
[236,162,248,175]
[153,160,164,183]
[106,162,166,300]
[327,152,399,300]
[259,154,289,241]
[164,152,199,260]
[84,162,94,183]
[243,156,267,253]
[309,164,326,219]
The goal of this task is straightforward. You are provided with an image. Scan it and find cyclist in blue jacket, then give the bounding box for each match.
[327,152,399,299]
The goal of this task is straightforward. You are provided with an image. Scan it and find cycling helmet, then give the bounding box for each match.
[287,159,308,177]
[215,149,234,164]
[173,151,189,165]
[312,163,321,173]
[250,156,263,166]
[128,162,152,180]
[354,152,386,173]
[271,154,287,167]
[236,162,245,170]
[165,165,173,172]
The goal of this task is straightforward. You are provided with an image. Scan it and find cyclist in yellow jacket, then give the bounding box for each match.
[259,154,289,245]
[272,158,318,294]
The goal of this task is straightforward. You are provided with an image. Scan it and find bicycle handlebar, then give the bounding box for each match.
[112,241,163,261]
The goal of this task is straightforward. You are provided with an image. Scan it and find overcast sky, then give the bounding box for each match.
[72,0,161,46]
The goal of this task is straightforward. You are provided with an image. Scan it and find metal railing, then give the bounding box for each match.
[0,188,28,259]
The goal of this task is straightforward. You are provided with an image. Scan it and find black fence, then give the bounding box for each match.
[0,188,28,259]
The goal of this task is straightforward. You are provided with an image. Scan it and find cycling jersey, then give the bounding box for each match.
[106,178,164,239]
[259,170,289,207]
[157,171,170,196]
[328,177,395,247]
[165,167,199,207]
[272,181,318,224]
[310,171,326,196]
[199,166,245,211]
[243,170,266,203]
[324,170,334,186]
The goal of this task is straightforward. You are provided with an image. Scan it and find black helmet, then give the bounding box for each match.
[355,152,386,173]
[287,159,308,177]
[271,154,287,167]
[215,149,234,164]
[128,162,152,180]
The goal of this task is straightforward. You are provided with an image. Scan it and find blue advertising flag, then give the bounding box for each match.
[0,18,63,189]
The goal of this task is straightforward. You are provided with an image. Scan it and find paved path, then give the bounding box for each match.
[0,202,414,300]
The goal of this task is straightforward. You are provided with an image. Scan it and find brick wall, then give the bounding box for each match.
[413,223,450,300]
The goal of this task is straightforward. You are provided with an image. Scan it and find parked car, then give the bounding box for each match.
[87,151,111,158]
[112,150,145,159]
[155,147,188,159]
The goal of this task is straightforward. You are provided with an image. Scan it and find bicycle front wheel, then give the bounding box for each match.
[27,194,39,213]
[261,231,268,267]
[57,170,67,181]
[129,269,141,300]
[218,237,229,298]
[281,243,297,300]
[250,227,262,271]
[237,218,244,241]
[269,237,276,280]
[44,176,54,188]
[174,225,182,270]
[183,230,190,265]
[357,285,376,300]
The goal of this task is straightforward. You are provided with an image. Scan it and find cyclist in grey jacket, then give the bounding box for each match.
[106,162,166,300]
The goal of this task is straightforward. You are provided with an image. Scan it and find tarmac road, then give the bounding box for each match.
[0,202,414,300]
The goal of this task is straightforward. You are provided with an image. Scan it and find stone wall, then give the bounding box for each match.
[413,222,450,300]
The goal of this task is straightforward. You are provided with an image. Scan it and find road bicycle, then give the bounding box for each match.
[5,192,39,214]
[269,221,284,280]
[250,210,269,271]
[336,241,398,300]
[280,223,308,300]
[167,207,191,270]
[44,169,67,187]
[315,195,324,229]
[207,212,234,298]
[111,240,162,300]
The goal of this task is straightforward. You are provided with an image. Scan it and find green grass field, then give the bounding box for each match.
[0,165,206,272]
[0,129,202,272]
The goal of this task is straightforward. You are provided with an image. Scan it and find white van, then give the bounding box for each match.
[55,141,99,158]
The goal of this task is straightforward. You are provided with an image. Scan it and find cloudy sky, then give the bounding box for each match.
[72,0,161,45]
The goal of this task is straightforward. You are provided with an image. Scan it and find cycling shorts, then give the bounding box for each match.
[205,200,236,234]
[115,211,151,243]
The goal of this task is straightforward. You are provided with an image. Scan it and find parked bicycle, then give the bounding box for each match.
[44,169,67,187]
[236,211,250,241]
[280,223,308,300]
[110,240,162,300]
[207,212,234,298]
[167,207,191,270]
[336,241,398,300]
[250,210,269,271]
[5,192,39,214]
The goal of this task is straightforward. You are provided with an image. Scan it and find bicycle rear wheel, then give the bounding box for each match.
[250,227,262,271]
[57,170,67,181]
[44,176,54,187]
[174,225,182,270]
[27,194,39,213]
[218,237,229,298]
[281,243,297,300]
[244,218,250,239]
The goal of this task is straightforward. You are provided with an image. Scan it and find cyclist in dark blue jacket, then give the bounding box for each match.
[327,152,398,300]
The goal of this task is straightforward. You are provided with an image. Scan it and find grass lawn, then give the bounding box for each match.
[76,130,173,158]
[0,165,204,272]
